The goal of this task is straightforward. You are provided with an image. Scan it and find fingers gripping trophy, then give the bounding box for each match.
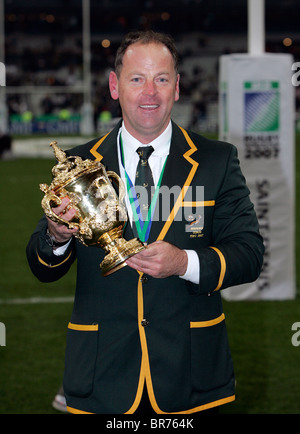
[40,141,145,276]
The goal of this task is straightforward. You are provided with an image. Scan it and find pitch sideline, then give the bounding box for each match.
[0,296,74,305]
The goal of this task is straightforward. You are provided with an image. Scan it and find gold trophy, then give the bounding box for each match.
[40,141,145,276]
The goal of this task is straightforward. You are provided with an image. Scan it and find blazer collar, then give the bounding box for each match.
[89,119,122,175]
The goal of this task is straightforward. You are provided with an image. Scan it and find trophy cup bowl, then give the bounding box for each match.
[40,141,145,276]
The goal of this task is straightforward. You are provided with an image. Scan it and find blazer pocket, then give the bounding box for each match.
[63,322,99,398]
[190,313,231,392]
[190,313,225,328]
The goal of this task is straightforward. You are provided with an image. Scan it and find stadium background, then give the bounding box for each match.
[0,0,299,413]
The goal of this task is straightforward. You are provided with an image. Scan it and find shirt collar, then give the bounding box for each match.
[121,121,172,157]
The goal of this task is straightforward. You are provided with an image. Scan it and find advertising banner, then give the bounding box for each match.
[219,53,295,300]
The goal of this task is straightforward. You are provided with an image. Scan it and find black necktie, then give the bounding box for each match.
[135,146,154,221]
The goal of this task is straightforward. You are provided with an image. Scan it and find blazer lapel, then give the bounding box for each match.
[148,122,199,243]
[89,119,122,175]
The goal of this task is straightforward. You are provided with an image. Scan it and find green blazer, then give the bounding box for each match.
[26,121,264,414]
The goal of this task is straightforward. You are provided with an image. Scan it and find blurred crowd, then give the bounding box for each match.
[5,31,222,131]
[4,10,300,134]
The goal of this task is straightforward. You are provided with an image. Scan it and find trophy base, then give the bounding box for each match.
[99,236,145,276]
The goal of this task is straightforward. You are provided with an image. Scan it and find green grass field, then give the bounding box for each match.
[0,134,299,414]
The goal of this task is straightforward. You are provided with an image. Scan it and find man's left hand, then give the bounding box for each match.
[126,240,188,278]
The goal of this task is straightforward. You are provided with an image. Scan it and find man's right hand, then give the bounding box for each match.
[46,196,78,243]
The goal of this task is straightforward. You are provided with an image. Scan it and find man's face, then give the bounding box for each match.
[109,42,180,143]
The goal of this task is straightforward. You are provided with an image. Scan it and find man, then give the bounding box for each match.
[27,31,264,414]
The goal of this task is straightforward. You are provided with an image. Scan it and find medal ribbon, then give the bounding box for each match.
[119,134,167,243]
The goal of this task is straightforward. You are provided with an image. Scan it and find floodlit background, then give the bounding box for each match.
[0,0,299,414]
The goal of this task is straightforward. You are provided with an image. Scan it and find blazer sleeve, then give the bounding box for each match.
[194,144,264,295]
[26,215,76,283]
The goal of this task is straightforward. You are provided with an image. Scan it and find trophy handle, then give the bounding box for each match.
[40,189,80,230]
[106,171,126,203]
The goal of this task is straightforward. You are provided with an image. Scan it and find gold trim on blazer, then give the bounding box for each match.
[190,313,225,328]
[90,132,110,161]
[68,322,99,332]
[37,250,73,268]
[210,246,226,291]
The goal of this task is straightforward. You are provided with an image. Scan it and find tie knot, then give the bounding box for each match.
[136,146,154,162]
